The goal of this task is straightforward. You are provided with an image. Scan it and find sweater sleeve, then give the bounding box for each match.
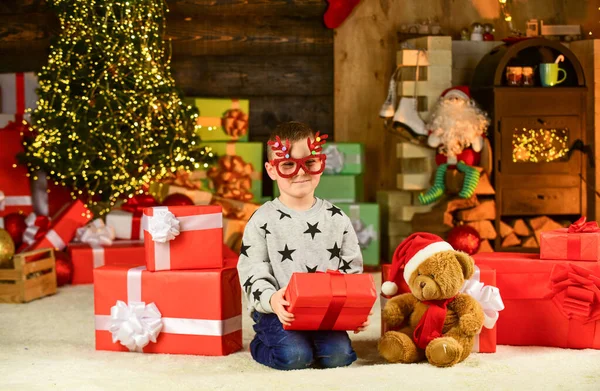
[237,215,279,314]
[339,216,364,274]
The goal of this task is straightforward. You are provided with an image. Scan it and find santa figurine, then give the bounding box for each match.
[418,86,490,205]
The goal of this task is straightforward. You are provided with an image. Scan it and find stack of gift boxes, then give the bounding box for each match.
[94,204,242,356]
[273,142,381,268]
[381,216,600,352]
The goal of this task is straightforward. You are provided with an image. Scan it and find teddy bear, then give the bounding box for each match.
[379,232,484,367]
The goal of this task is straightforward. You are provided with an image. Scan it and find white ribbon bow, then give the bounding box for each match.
[461,268,505,329]
[76,218,115,246]
[109,301,163,352]
[22,212,44,245]
[323,145,345,174]
[148,209,180,243]
[351,219,377,250]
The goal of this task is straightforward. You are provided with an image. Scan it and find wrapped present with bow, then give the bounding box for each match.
[184,97,250,142]
[211,195,259,221]
[283,270,377,331]
[337,203,380,267]
[0,115,33,218]
[380,263,503,352]
[105,194,158,241]
[540,217,600,262]
[473,252,600,349]
[191,142,263,202]
[93,250,242,356]
[322,143,364,175]
[143,205,223,271]
[68,219,145,285]
[21,200,93,252]
[148,170,213,205]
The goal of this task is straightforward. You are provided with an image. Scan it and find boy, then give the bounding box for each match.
[237,122,369,371]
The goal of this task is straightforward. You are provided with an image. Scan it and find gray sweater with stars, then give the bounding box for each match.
[237,197,363,314]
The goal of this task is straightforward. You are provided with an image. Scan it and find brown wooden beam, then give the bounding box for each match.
[166,0,326,18]
[172,55,333,96]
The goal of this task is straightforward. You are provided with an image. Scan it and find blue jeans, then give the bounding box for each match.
[250,311,357,370]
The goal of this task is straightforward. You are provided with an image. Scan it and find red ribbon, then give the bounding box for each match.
[568,217,600,233]
[413,297,456,349]
[548,263,600,324]
[120,194,158,239]
[16,73,25,115]
[319,270,347,330]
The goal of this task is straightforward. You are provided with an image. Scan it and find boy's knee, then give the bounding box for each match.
[274,345,314,370]
[319,348,357,368]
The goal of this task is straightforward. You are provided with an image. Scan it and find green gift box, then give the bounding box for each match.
[185,97,250,142]
[337,203,380,267]
[322,143,364,175]
[192,141,263,202]
[273,174,363,203]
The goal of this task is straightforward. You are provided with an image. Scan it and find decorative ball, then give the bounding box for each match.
[447,225,481,255]
[0,229,16,268]
[3,213,27,248]
[162,193,194,207]
[54,251,73,287]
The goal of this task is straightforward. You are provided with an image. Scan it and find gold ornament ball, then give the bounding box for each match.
[0,229,16,268]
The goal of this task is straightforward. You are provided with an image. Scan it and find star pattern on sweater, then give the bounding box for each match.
[338,259,352,273]
[260,223,271,235]
[243,275,253,293]
[306,265,318,273]
[278,244,296,262]
[327,242,341,261]
[240,241,250,257]
[277,209,292,220]
[343,230,348,235]
[304,222,322,239]
[327,205,343,217]
[252,289,262,302]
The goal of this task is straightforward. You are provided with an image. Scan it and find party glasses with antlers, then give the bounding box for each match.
[268,132,329,178]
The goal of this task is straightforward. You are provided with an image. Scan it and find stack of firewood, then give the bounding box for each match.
[499,216,566,249]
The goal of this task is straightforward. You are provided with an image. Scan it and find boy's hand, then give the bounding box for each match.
[270,288,295,327]
[354,311,374,334]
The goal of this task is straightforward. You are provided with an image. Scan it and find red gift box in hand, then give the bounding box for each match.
[283,270,377,331]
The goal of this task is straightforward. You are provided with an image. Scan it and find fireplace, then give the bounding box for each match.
[471,38,591,251]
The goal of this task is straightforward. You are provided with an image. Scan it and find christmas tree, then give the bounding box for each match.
[24,0,215,214]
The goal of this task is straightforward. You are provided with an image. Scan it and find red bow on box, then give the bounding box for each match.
[21,213,51,249]
[548,263,600,323]
[568,217,600,234]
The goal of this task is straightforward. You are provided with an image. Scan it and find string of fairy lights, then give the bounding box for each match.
[24,0,216,215]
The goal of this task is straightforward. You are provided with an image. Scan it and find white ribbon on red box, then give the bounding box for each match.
[144,206,223,271]
[0,190,32,212]
[94,266,242,352]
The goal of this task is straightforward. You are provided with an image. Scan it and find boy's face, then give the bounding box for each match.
[265,138,322,200]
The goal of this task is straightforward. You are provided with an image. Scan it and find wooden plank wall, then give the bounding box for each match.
[335,0,599,202]
[0,0,333,197]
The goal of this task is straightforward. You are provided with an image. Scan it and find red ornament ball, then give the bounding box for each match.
[2,213,27,248]
[447,225,481,255]
[162,193,194,207]
[54,251,73,287]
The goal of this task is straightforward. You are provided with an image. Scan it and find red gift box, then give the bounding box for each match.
[540,217,600,262]
[473,252,600,349]
[380,263,502,353]
[0,115,33,218]
[23,200,92,252]
[283,271,377,331]
[69,240,145,285]
[105,195,158,241]
[143,205,223,271]
[93,256,242,356]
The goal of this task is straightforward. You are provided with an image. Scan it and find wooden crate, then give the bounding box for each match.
[0,249,57,303]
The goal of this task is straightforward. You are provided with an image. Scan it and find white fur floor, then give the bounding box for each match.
[2,272,600,391]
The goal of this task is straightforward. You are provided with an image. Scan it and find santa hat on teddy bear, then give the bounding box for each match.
[381,232,454,296]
